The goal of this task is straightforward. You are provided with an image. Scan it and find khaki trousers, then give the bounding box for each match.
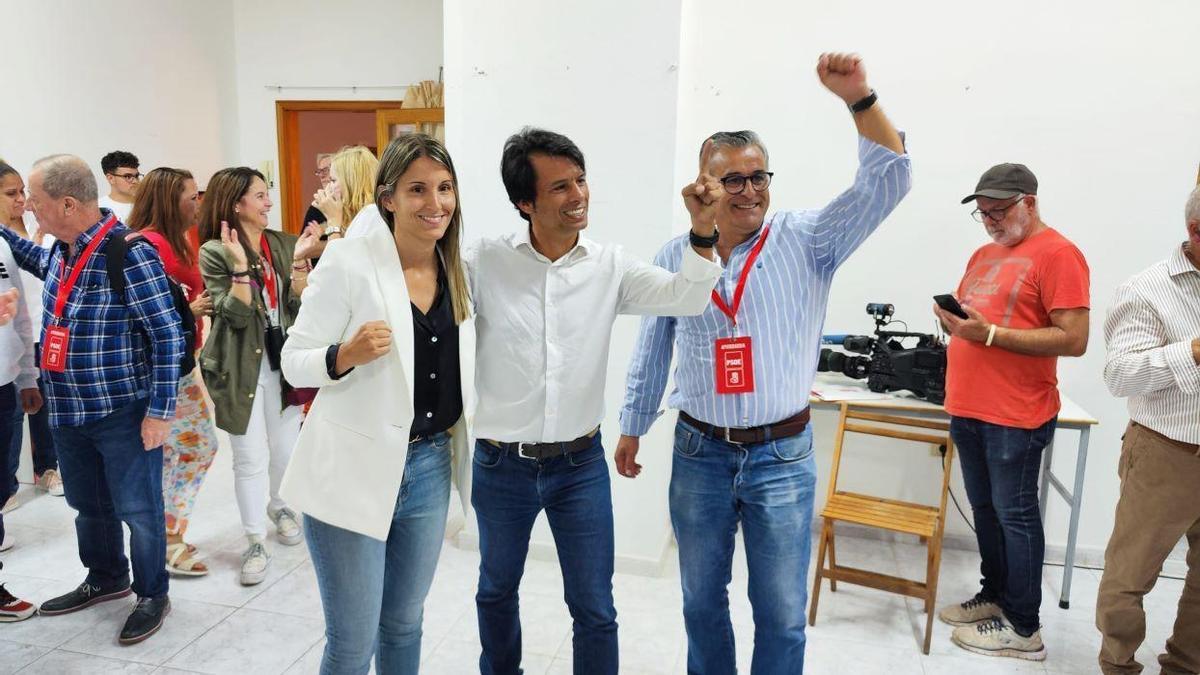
[1096,421,1200,675]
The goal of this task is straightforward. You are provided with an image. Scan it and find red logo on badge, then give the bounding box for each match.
[715,337,754,394]
[43,325,70,373]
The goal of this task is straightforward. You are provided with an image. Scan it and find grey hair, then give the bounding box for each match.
[32,154,98,203]
[1186,186,1200,223]
[701,130,769,167]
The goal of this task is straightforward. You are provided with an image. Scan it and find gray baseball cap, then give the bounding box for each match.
[961,163,1038,204]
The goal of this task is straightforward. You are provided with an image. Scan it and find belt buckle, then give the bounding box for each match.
[722,427,743,445]
[518,442,539,459]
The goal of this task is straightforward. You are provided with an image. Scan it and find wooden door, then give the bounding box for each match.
[275,100,403,234]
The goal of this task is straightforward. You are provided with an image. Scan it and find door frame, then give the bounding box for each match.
[275,100,402,234]
[375,107,446,153]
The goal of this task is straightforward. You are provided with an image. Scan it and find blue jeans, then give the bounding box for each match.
[3,382,21,496]
[670,419,817,675]
[6,348,58,494]
[950,415,1055,636]
[472,434,618,675]
[0,383,18,547]
[52,398,168,598]
[305,433,452,675]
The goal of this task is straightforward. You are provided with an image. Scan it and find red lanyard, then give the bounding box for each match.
[711,224,770,326]
[258,234,278,311]
[54,215,118,321]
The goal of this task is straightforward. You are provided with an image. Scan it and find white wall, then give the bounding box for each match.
[446,0,687,569]
[0,0,238,192]
[231,0,443,229]
[450,0,1200,570]
[10,0,1198,572]
[672,0,1200,563]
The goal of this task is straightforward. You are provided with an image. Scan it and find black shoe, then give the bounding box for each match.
[39,579,133,616]
[119,595,170,645]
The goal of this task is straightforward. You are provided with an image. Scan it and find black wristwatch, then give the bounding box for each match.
[848,89,878,114]
[689,227,719,248]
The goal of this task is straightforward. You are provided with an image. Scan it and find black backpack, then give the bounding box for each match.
[104,232,197,375]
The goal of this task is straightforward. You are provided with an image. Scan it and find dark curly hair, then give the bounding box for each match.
[100,150,139,175]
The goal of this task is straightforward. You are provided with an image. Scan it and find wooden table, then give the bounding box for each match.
[809,373,1100,609]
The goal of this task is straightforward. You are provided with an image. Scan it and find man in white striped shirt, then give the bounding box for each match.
[618,52,910,674]
[1096,186,1200,675]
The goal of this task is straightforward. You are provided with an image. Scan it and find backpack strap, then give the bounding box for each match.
[103,231,149,296]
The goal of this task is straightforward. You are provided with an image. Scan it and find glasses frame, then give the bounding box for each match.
[970,194,1025,223]
[109,171,143,182]
[718,171,774,195]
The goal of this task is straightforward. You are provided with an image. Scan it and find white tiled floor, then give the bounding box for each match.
[0,444,1188,674]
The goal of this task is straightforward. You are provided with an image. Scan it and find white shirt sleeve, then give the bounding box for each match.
[615,243,722,317]
[1103,281,1200,397]
[281,240,355,388]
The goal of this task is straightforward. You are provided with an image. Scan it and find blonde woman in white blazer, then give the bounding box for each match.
[280,134,472,675]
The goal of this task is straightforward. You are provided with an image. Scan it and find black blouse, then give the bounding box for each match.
[325,263,462,440]
[408,264,462,439]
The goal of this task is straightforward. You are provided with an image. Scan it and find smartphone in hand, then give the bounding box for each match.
[933,294,969,320]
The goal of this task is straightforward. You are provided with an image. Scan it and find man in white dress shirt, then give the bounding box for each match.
[1096,185,1200,675]
[465,127,723,675]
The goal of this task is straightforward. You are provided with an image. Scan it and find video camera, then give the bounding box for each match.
[818,303,947,404]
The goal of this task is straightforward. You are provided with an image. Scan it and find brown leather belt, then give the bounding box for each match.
[1131,421,1200,457]
[679,408,811,445]
[484,428,599,460]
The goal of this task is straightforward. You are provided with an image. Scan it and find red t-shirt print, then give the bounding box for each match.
[944,227,1090,429]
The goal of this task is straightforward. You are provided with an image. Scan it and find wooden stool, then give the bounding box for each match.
[807,403,956,654]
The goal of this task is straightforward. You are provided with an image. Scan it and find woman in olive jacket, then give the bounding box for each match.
[197,167,321,586]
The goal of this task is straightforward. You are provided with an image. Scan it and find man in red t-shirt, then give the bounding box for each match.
[932,163,1090,662]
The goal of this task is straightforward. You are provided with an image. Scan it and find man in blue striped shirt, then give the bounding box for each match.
[0,154,183,645]
[617,53,911,673]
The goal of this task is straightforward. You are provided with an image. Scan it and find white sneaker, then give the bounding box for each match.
[939,594,1002,626]
[268,507,303,546]
[240,541,270,586]
[37,470,65,497]
[1,495,18,514]
[0,534,13,552]
[951,617,1047,661]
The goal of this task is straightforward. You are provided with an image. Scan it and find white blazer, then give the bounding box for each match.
[280,225,472,541]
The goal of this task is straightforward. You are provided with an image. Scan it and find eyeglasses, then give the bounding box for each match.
[314,168,330,178]
[110,172,142,182]
[719,171,773,195]
[970,195,1024,223]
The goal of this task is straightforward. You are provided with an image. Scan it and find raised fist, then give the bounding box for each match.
[681,172,723,236]
[817,52,872,106]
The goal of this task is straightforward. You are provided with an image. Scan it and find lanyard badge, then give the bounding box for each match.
[710,224,770,395]
[715,336,754,394]
[44,215,119,373]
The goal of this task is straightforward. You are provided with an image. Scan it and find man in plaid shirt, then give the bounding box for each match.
[0,154,183,645]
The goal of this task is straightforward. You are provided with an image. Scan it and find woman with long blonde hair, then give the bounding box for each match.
[280,133,471,674]
[127,167,219,576]
[311,145,380,240]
